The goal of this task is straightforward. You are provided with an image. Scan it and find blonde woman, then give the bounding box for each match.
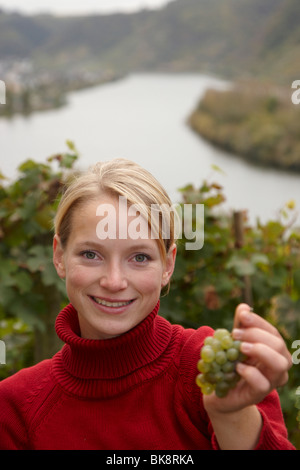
[0,159,294,450]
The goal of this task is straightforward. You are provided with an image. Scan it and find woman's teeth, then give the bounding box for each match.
[92,297,132,307]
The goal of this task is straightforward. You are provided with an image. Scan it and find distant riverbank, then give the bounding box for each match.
[188,80,300,173]
[1,73,300,225]
[0,65,122,118]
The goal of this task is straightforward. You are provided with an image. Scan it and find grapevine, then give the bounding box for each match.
[196,328,247,398]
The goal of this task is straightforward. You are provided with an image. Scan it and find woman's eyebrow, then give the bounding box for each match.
[127,244,155,252]
[75,241,104,249]
[75,241,155,251]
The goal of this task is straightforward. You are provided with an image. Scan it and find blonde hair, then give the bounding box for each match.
[54,158,176,262]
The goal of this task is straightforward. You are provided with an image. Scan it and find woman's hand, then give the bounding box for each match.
[202,303,293,449]
[203,303,292,415]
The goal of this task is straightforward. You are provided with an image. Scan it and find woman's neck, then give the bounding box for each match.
[52,301,176,398]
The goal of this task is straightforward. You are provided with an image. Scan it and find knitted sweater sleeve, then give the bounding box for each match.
[0,374,29,449]
[178,326,295,450]
[0,360,54,450]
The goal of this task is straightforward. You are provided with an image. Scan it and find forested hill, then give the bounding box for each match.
[0,0,299,83]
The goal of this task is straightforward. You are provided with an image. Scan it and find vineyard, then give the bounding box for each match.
[0,142,300,448]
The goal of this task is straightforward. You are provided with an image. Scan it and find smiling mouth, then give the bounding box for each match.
[91,297,134,308]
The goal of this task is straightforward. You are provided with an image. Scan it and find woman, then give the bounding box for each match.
[0,158,295,450]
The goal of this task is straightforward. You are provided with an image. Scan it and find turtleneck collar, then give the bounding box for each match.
[52,301,177,398]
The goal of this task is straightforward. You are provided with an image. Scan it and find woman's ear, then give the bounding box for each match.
[161,243,177,287]
[53,234,66,279]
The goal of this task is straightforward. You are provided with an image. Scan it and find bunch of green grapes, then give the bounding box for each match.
[196,328,247,398]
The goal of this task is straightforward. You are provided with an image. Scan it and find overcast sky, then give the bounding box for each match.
[0,0,173,15]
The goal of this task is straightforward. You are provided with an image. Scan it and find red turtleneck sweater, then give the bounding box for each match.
[0,303,295,450]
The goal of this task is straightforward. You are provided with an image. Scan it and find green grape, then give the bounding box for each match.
[226,347,239,362]
[201,382,215,395]
[200,345,215,363]
[215,350,227,365]
[222,360,236,373]
[204,371,218,384]
[211,338,222,352]
[220,335,233,350]
[195,373,207,388]
[204,336,214,346]
[214,329,229,341]
[232,340,242,349]
[197,359,210,373]
[196,328,248,398]
[224,371,240,384]
[215,381,230,398]
[214,371,225,383]
[210,361,221,373]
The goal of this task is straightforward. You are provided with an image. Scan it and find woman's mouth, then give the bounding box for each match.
[90,297,134,308]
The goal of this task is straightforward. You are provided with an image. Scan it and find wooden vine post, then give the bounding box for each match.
[233,211,253,307]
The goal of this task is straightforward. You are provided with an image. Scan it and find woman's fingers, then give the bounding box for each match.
[233,304,292,367]
[233,326,292,367]
[236,362,271,396]
[240,342,290,384]
[233,303,252,329]
[231,303,292,394]
[234,305,279,337]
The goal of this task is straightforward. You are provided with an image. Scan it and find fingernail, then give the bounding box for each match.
[232,328,243,340]
[240,310,253,324]
[241,342,253,354]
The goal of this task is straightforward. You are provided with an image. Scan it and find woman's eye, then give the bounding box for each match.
[82,251,97,260]
[134,254,149,263]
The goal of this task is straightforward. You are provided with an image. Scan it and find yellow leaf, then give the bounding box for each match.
[286,200,296,210]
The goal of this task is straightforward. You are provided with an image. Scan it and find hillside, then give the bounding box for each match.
[0,0,299,83]
[188,81,300,172]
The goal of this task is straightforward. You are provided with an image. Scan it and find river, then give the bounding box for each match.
[1,73,299,225]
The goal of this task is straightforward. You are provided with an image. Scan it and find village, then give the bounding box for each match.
[0,57,120,116]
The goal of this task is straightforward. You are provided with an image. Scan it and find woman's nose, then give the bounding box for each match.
[99,263,128,291]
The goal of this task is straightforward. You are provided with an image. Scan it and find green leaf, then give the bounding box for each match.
[0,284,18,310]
[18,159,40,173]
[211,164,226,175]
[66,140,77,152]
[41,263,63,289]
[60,153,78,169]
[177,184,195,193]
[0,171,8,180]
[251,253,270,266]
[27,245,53,272]
[226,255,256,276]
[204,194,225,208]
[263,221,285,241]
[8,297,46,332]
[0,259,18,286]
[34,206,54,230]
[14,271,34,294]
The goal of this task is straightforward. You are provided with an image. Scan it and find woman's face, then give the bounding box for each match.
[53,195,176,339]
